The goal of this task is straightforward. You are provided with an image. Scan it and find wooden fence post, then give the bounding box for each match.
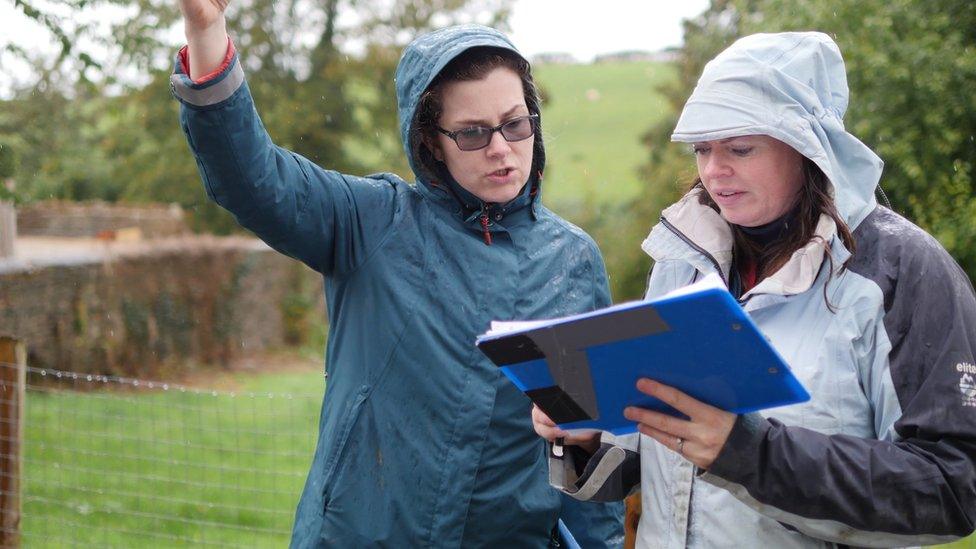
[0,202,15,259]
[0,337,26,548]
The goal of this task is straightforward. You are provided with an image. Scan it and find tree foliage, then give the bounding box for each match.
[4,0,512,232]
[613,0,976,299]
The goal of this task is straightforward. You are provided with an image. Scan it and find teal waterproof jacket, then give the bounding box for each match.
[171,24,623,547]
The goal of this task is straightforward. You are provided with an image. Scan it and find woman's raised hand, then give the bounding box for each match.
[179,0,229,34]
[179,0,230,80]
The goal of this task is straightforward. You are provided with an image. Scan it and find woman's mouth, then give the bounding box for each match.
[712,189,745,205]
[487,168,516,183]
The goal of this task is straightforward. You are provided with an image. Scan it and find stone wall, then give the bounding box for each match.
[17,201,188,238]
[0,236,324,376]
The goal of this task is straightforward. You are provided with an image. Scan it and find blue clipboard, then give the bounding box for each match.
[476,275,809,434]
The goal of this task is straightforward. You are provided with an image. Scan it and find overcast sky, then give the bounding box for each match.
[509,1,709,62]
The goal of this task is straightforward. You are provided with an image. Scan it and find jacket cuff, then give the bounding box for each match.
[178,36,236,84]
[549,432,640,502]
[170,37,244,108]
[702,412,769,481]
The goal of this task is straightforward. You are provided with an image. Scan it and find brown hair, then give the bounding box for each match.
[411,46,544,186]
[693,157,856,304]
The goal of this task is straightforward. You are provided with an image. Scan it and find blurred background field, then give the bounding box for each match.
[534,60,674,207]
[17,356,323,546]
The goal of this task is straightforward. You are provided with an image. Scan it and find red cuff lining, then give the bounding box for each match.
[178,36,236,85]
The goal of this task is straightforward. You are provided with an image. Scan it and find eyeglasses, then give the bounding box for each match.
[436,114,539,151]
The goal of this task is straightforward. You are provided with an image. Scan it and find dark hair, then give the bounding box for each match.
[411,46,544,186]
[692,157,856,306]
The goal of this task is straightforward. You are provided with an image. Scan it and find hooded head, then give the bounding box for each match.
[394,24,545,208]
[672,32,883,231]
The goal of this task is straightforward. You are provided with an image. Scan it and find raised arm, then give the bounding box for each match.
[171,0,400,275]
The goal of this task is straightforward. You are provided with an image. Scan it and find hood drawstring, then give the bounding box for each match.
[431,171,540,246]
[480,204,493,246]
[435,179,495,245]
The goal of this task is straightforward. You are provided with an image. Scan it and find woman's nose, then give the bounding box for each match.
[485,130,512,157]
[700,153,731,179]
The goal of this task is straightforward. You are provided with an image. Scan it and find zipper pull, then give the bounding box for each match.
[480,209,492,246]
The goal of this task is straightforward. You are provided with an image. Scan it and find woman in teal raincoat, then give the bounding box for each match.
[171,1,623,546]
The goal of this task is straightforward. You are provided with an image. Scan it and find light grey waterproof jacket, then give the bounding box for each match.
[550,32,976,548]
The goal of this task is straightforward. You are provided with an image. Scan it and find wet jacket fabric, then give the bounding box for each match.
[549,32,976,547]
[170,24,623,547]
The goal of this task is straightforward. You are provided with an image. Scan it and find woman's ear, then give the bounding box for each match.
[425,136,444,162]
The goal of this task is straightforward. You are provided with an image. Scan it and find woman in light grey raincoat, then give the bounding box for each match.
[171,1,623,546]
[536,32,976,547]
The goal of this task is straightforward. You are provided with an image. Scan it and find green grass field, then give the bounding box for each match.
[533,61,675,207]
[947,537,976,549]
[20,367,323,547]
[19,363,976,548]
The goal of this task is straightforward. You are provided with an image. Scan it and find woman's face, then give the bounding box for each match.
[693,135,805,227]
[432,67,534,204]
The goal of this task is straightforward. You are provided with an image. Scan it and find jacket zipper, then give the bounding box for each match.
[659,216,728,288]
[480,205,493,246]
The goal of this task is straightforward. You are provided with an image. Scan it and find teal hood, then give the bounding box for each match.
[394,24,545,208]
[672,32,882,230]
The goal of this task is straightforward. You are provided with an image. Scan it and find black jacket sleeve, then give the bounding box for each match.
[702,208,976,547]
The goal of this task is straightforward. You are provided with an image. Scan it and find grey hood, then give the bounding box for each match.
[671,31,882,230]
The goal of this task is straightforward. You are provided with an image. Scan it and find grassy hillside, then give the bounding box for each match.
[533,61,675,207]
[22,367,323,546]
[532,60,679,299]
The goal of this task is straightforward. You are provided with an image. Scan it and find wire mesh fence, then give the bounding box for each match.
[4,356,974,549]
[0,360,323,547]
